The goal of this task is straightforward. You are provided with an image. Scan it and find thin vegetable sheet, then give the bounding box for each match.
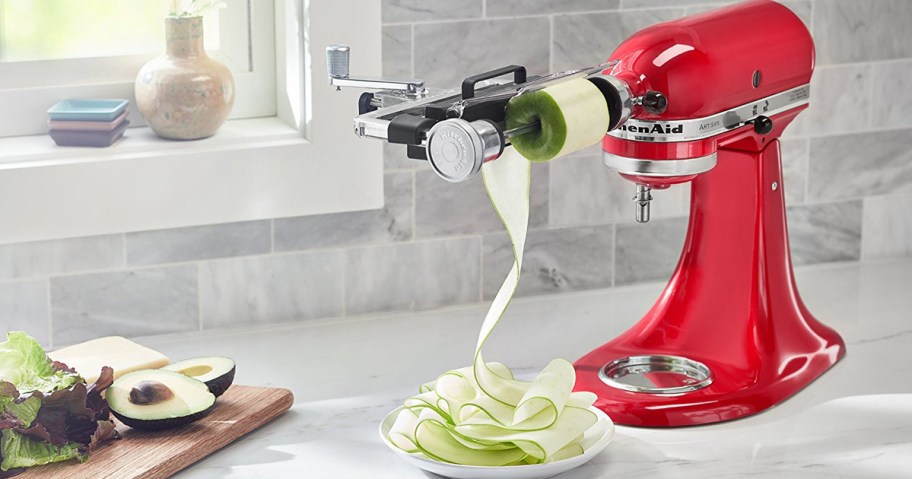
[388,149,598,466]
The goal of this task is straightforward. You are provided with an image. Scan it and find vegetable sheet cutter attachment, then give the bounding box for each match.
[326,45,653,184]
[327,0,846,428]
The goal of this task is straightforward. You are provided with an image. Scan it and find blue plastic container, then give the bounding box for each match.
[47,99,130,122]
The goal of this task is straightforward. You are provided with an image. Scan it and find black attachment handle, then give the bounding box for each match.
[388,114,438,145]
[461,65,527,99]
[406,145,427,160]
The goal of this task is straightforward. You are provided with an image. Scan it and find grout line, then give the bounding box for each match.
[120,233,128,268]
[411,170,417,240]
[809,0,816,35]
[804,137,811,203]
[859,197,868,262]
[340,251,348,317]
[479,235,485,302]
[46,278,53,349]
[548,15,554,73]
[196,263,203,332]
[611,224,617,288]
[867,62,877,131]
[382,3,723,26]
[482,0,487,19]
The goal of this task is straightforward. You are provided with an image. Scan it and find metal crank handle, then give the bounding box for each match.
[326,44,426,94]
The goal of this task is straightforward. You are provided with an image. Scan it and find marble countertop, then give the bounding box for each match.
[139,258,912,478]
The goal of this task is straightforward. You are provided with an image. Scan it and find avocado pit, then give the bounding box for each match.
[107,369,216,431]
[129,380,174,405]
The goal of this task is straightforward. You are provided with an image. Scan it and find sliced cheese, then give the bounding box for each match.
[49,336,169,383]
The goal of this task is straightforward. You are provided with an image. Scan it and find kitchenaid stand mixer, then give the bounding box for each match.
[330,0,845,427]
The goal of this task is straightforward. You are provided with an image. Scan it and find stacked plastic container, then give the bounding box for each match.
[47,99,130,147]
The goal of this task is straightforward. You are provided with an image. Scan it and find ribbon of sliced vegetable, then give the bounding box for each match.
[389,148,600,465]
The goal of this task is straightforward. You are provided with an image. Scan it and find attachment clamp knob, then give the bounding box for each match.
[751,115,774,135]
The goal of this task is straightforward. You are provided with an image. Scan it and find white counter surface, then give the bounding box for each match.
[140,259,912,478]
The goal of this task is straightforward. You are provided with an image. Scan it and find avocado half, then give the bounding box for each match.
[107,369,216,431]
[162,356,236,398]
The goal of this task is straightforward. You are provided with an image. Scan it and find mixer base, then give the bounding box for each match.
[574,138,846,427]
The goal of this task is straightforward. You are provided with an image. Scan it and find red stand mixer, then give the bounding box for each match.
[330,0,845,427]
[575,0,846,427]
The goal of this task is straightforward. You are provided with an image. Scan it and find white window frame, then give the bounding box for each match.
[0,0,383,245]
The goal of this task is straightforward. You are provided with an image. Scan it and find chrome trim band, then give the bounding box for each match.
[599,355,713,395]
[608,84,810,143]
[603,151,717,177]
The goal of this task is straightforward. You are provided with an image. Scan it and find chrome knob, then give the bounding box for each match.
[426,119,504,183]
[326,44,350,81]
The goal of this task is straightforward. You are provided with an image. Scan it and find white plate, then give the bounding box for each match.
[379,406,614,479]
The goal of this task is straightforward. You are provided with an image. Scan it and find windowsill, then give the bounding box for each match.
[0,0,383,246]
[0,117,306,170]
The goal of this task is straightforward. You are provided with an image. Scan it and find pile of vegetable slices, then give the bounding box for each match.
[0,332,118,477]
[386,149,605,465]
[388,359,604,466]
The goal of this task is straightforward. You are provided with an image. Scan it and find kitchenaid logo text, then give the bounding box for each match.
[617,123,684,135]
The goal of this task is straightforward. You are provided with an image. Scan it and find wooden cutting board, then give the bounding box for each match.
[20,385,294,479]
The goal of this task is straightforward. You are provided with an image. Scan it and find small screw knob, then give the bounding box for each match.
[641,91,668,114]
[753,115,773,135]
[326,44,350,80]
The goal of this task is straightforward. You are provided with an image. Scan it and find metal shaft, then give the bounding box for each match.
[634,184,652,223]
[503,120,541,139]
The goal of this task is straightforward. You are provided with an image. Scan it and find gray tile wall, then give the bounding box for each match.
[2,0,911,346]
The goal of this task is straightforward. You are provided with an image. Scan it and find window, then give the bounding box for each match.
[0,0,275,138]
[0,0,382,245]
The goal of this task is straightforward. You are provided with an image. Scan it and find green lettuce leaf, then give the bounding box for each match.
[0,333,119,472]
[0,429,84,471]
[4,396,41,429]
[0,332,81,394]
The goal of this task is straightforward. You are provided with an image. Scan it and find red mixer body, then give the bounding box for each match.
[574,0,846,426]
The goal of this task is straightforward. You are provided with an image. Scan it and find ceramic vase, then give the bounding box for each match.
[135,16,235,140]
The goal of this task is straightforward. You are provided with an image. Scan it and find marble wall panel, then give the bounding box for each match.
[787,200,863,266]
[0,235,122,281]
[482,225,614,299]
[872,60,912,129]
[275,173,413,250]
[0,280,49,346]
[550,153,689,227]
[487,0,620,17]
[781,138,809,205]
[414,18,550,87]
[553,9,684,72]
[382,25,412,78]
[51,266,198,346]
[862,192,912,261]
[416,165,549,237]
[199,252,344,328]
[809,129,912,201]
[813,0,912,65]
[615,217,688,285]
[382,0,483,23]
[126,220,270,266]
[795,64,871,137]
[345,238,481,314]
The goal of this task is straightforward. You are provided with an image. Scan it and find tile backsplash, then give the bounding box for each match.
[3,0,912,347]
